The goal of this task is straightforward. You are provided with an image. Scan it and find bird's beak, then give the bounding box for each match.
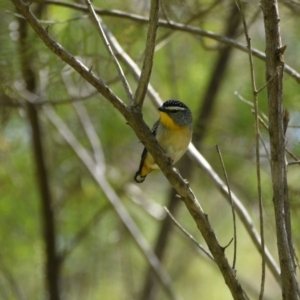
[158,106,166,112]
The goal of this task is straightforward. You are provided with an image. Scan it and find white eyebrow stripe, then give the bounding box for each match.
[164,106,186,111]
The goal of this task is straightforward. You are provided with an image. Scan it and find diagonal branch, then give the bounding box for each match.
[84,0,133,102]
[73,101,106,171]
[164,207,214,261]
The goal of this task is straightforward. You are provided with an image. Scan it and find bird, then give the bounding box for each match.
[134,100,193,183]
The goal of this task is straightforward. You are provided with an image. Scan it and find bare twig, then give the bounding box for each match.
[83,0,133,102]
[215,145,237,269]
[101,21,163,107]
[236,1,266,298]
[133,0,159,108]
[164,207,214,261]
[261,0,300,298]
[73,101,106,172]
[29,0,300,84]
[288,161,300,166]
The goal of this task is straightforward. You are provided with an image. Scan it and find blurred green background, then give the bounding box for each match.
[1,0,300,299]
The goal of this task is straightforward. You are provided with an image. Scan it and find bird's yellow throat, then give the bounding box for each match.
[159,111,182,130]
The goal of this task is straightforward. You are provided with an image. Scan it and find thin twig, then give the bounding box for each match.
[73,101,106,172]
[215,145,237,269]
[164,207,214,261]
[256,66,281,94]
[288,161,300,166]
[83,0,133,102]
[29,0,300,84]
[133,0,159,108]
[101,19,163,107]
[236,1,266,298]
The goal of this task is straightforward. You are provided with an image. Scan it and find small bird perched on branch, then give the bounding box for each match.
[134,100,193,183]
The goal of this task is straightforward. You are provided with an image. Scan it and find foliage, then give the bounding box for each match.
[1,0,300,299]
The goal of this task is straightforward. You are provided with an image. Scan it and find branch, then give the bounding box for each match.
[164,207,214,261]
[29,0,300,84]
[261,0,300,298]
[133,0,159,108]
[236,2,266,299]
[84,0,133,102]
[215,145,237,269]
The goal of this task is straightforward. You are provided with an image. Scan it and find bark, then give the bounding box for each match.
[260,1,299,299]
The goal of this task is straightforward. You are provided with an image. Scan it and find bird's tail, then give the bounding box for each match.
[134,172,146,183]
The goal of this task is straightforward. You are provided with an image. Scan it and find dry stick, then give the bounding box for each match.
[133,0,159,108]
[215,145,237,270]
[104,20,281,286]
[164,207,214,261]
[288,161,300,166]
[83,0,133,102]
[31,0,300,84]
[261,0,300,298]
[236,2,266,298]
[61,72,107,170]
[101,23,163,107]
[43,105,180,300]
